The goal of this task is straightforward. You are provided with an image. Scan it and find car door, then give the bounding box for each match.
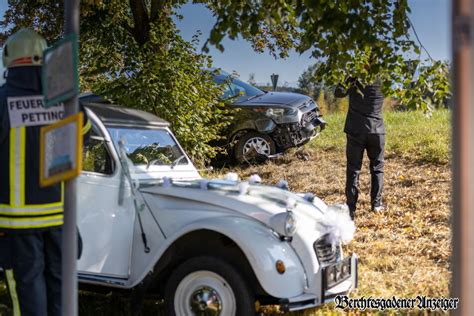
[77,120,136,279]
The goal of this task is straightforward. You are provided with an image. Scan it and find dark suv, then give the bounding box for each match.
[213,71,326,163]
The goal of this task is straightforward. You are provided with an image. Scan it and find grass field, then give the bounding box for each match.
[0,109,452,315]
[311,110,450,164]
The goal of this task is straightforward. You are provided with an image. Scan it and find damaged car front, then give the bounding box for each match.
[211,71,326,163]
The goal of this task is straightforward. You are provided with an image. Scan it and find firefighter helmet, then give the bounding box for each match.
[2,28,47,68]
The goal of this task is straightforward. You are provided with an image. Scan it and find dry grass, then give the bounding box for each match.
[208,109,452,314]
[208,144,451,315]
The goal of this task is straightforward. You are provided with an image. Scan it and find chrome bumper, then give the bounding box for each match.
[279,254,358,312]
[279,293,318,312]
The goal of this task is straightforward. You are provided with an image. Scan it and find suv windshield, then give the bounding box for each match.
[108,127,187,166]
[213,74,264,99]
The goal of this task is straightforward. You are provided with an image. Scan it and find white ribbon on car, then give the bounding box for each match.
[248,174,262,184]
[319,204,355,245]
[239,182,249,195]
[224,172,239,181]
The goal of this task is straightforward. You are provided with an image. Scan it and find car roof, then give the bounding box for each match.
[79,94,170,127]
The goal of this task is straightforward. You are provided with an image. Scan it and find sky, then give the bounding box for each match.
[0,0,451,87]
[176,0,451,86]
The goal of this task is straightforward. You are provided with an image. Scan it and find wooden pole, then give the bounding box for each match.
[452,0,474,314]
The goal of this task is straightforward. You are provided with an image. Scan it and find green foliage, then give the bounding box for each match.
[0,1,63,42]
[83,139,110,173]
[2,1,420,96]
[1,0,234,166]
[297,64,322,98]
[82,8,233,165]
[309,109,451,164]
[204,0,448,113]
[336,95,349,114]
[1,0,443,161]
[315,88,349,115]
[395,60,451,111]
[315,90,328,115]
[126,144,173,166]
[299,65,349,115]
[299,58,451,113]
[204,0,416,89]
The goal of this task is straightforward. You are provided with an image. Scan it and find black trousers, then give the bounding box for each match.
[346,133,385,213]
[0,232,11,268]
[7,227,62,316]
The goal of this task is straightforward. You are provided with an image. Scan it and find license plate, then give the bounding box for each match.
[322,256,352,290]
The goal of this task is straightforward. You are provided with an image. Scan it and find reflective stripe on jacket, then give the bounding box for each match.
[0,67,64,231]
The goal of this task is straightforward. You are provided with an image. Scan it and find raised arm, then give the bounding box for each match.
[334,83,348,98]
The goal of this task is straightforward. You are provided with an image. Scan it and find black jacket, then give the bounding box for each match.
[335,79,385,135]
[0,66,90,231]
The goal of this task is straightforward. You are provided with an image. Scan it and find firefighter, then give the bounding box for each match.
[0,28,90,316]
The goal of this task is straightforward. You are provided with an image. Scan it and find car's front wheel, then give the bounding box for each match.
[234,131,276,164]
[164,256,255,316]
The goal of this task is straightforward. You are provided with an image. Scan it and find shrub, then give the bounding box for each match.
[81,11,234,167]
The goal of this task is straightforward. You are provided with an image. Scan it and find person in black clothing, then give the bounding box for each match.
[335,77,385,219]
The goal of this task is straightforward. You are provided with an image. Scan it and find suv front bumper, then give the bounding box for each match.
[271,116,326,150]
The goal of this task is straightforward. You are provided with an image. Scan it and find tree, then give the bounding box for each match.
[203,0,416,88]
[299,57,451,112]
[2,1,420,85]
[1,0,233,166]
[297,64,322,98]
[1,0,442,136]
[395,60,451,111]
[203,0,451,111]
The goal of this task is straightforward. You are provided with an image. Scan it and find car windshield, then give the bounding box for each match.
[213,74,264,99]
[108,127,187,166]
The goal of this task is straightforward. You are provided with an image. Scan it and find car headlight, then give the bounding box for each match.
[265,108,285,117]
[269,211,297,237]
[265,107,297,117]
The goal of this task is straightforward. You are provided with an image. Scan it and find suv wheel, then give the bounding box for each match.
[165,256,255,316]
[235,132,276,164]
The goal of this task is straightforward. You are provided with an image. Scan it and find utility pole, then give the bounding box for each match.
[63,0,80,315]
[452,0,474,314]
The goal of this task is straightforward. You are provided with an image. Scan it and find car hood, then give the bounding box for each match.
[235,91,312,108]
[139,179,328,232]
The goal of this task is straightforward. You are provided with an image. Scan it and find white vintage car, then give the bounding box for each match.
[77,100,358,315]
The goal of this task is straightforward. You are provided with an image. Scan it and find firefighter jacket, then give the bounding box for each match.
[0,66,90,231]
